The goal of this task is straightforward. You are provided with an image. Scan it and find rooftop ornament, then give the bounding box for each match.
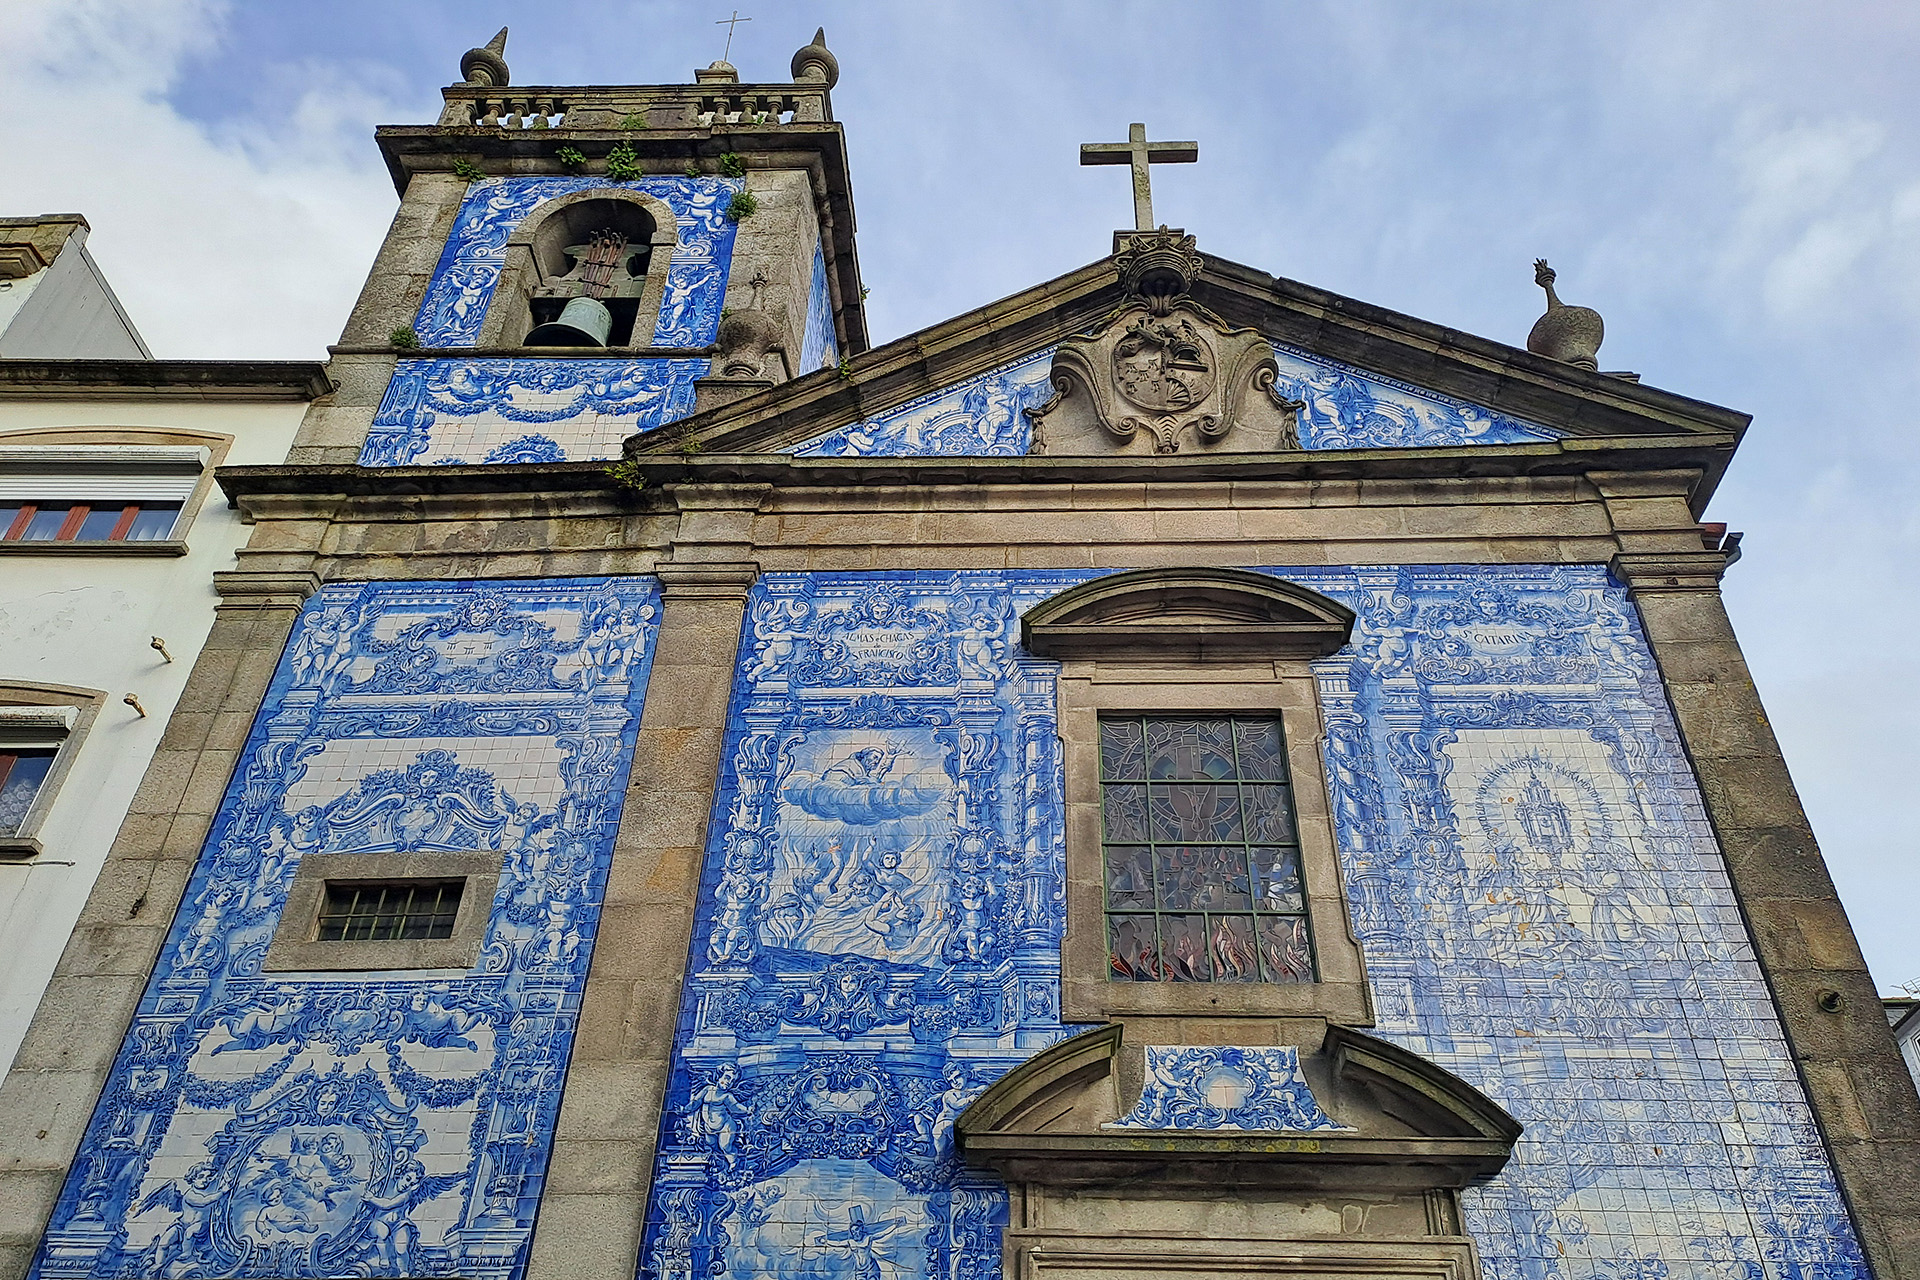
[791,27,839,88]
[1526,259,1603,371]
[460,28,510,88]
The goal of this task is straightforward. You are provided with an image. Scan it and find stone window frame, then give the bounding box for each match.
[1024,568,1373,1026]
[482,188,683,350]
[263,851,501,972]
[0,425,234,557]
[0,681,108,859]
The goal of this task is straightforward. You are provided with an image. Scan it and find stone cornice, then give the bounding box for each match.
[1608,550,1733,594]
[219,431,1740,516]
[0,360,332,401]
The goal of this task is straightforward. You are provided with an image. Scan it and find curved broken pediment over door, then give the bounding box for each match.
[958,1022,1521,1280]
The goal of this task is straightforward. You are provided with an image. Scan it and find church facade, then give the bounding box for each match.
[1,27,1916,1280]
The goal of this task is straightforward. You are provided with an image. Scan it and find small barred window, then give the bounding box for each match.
[1100,715,1314,983]
[317,880,462,942]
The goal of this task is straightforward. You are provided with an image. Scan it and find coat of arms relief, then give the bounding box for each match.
[1027,229,1302,455]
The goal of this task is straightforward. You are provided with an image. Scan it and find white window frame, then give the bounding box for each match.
[0,687,107,859]
[0,434,229,555]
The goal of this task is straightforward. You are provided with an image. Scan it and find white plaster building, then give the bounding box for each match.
[0,216,327,1070]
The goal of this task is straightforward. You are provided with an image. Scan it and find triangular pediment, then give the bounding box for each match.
[627,235,1748,463]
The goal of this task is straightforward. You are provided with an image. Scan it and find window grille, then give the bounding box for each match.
[316,880,463,942]
[1100,714,1315,983]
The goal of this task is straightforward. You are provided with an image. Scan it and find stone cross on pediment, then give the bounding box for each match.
[1080,123,1199,232]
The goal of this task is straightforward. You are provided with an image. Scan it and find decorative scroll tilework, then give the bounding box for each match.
[798,243,836,377]
[637,563,1863,1280]
[1271,343,1560,449]
[1105,1045,1346,1131]
[413,176,743,349]
[1281,563,1865,1279]
[640,570,1093,1280]
[32,577,661,1280]
[359,357,708,466]
[793,351,1057,457]
[790,343,1558,458]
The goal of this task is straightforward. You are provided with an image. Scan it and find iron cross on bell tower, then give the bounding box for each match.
[1080,123,1198,231]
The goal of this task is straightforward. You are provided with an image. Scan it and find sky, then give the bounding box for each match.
[6,0,1919,989]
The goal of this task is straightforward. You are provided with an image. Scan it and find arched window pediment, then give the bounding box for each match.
[1021,567,1354,662]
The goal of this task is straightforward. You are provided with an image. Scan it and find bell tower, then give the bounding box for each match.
[294,26,866,467]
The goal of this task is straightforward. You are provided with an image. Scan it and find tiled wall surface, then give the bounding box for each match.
[359,358,709,466]
[1104,1045,1347,1131]
[798,245,836,378]
[31,578,661,1280]
[413,176,742,350]
[793,353,1057,457]
[23,562,1867,1280]
[1293,564,1863,1279]
[791,345,1560,458]
[641,571,1090,1280]
[1272,344,1560,448]
[362,175,741,467]
[639,564,1865,1280]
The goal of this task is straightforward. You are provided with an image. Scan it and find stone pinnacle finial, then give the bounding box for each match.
[461,28,511,87]
[791,27,839,87]
[1526,258,1603,371]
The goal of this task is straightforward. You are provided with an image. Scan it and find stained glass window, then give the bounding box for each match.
[317,880,463,942]
[1101,715,1314,983]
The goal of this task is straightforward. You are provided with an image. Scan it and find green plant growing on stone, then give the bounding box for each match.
[555,145,585,170]
[860,287,871,301]
[389,326,421,350]
[619,112,649,130]
[836,358,853,381]
[725,189,758,222]
[451,158,485,182]
[605,143,642,182]
[605,458,648,491]
[678,436,704,458]
[684,160,704,178]
[718,152,747,178]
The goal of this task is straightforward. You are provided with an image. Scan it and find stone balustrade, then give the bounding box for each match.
[438,84,831,130]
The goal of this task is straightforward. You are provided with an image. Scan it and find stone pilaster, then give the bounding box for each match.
[1611,548,1920,1278]
[0,571,317,1280]
[526,559,756,1280]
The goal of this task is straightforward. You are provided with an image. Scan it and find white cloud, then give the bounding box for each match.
[4,0,398,358]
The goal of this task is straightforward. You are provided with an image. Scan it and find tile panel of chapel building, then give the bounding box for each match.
[1,23,1914,1280]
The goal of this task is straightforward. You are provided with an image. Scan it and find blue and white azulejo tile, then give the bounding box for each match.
[413,175,743,349]
[358,357,708,466]
[31,577,662,1280]
[1106,1045,1347,1132]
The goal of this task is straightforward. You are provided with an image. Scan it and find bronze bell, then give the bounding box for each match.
[526,296,613,347]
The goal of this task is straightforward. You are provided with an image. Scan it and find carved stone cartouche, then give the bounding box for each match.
[1526,258,1603,371]
[1026,229,1301,456]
